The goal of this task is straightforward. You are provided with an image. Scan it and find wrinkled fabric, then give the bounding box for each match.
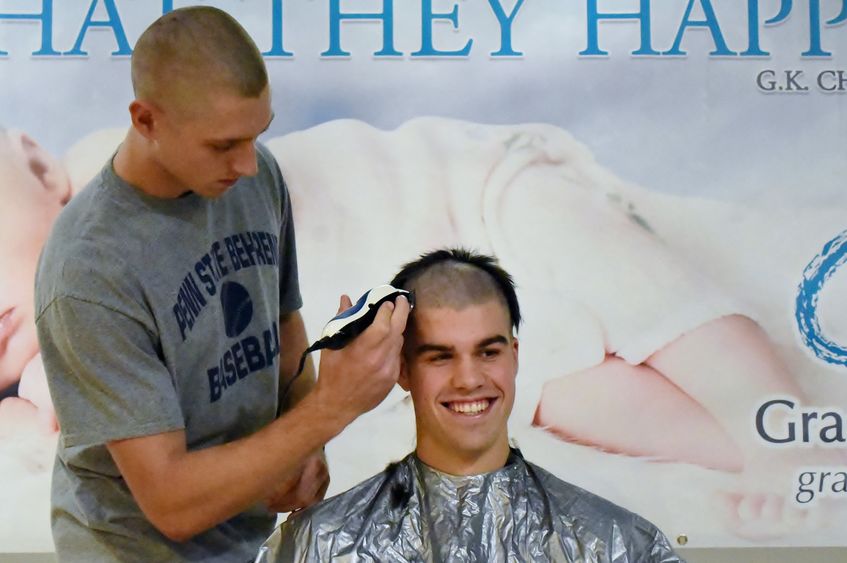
[256,450,684,562]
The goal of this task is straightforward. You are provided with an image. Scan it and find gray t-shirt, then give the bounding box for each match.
[35,143,302,562]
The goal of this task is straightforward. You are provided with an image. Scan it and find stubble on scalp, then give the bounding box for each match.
[404,262,510,324]
[131,6,268,117]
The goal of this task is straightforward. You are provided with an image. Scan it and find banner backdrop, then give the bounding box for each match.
[2,0,846,553]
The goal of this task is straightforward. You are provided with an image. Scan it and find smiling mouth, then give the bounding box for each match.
[444,399,494,416]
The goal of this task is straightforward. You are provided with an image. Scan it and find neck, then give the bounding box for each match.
[415,438,510,476]
[113,129,185,199]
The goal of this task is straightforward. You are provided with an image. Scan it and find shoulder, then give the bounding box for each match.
[255,141,277,168]
[289,465,398,527]
[277,456,415,553]
[255,142,284,188]
[251,141,290,206]
[524,459,675,552]
[36,170,145,320]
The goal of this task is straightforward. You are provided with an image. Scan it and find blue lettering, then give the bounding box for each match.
[173,272,208,340]
[580,0,659,56]
[322,0,401,57]
[740,0,786,56]
[829,0,847,26]
[223,350,237,386]
[251,233,268,266]
[412,0,472,57]
[487,0,525,56]
[805,0,827,57]
[195,258,216,296]
[243,336,266,371]
[184,274,207,314]
[664,0,737,56]
[0,0,60,56]
[259,233,274,265]
[267,234,280,265]
[233,342,249,380]
[263,0,294,56]
[212,241,229,276]
[206,322,280,403]
[264,321,280,365]
[764,0,792,26]
[225,236,242,272]
[801,0,847,57]
[233,233,250,267]
[239,232,257,267]
[65,0,132,56]
[208,367,222,402]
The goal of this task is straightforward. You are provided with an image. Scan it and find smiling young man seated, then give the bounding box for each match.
[257,248,683,562]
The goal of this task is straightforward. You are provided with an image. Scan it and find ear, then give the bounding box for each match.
[9,130,71,205]
[128,99,160,141]
[397,354,411,392]
[512,336,520,376]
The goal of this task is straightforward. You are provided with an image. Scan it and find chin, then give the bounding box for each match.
[451,441,496,459]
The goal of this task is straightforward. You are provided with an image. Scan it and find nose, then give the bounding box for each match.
[231,142,258,177]
[451,357,485,390]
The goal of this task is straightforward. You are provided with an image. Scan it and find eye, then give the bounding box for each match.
[426,353,451,364]
[480,347,501,359]
[210,142,235,152]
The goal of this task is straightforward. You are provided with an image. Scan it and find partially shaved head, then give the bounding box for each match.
[390,248,521,333]
[131,6,267,112]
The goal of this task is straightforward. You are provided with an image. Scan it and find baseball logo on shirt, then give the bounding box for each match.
[221,281,254,338]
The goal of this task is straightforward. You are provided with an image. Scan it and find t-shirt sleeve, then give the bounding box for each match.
[256,142,302,314]
[278,179,302,315]
[38,296,185,448]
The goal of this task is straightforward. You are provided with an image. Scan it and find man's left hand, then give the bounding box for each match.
[265,450,329,514]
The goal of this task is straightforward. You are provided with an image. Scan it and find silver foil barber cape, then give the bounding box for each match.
[256,449,683,562]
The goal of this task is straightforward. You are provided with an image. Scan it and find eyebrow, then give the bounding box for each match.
[413,335,509,356]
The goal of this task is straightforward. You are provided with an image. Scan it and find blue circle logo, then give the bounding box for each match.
[796,230,847,367]
[221,281,254,338]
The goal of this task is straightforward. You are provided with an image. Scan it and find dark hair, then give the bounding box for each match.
[389,247,521,332]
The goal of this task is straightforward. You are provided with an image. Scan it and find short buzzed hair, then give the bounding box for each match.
[131,6,267,104]
[390,248,521,333]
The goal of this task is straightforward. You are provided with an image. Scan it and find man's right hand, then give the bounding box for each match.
[106,295,409,543]
[315,293,410,422]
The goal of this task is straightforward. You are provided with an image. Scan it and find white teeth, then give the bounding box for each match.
[448,400,490,415]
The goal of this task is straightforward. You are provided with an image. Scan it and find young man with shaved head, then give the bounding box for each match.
[35,7,409,561]
[259,248,682,562]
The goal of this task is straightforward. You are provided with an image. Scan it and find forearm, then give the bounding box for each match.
[109,389,351,542]
[110,298,409,542]
[282,355,316,411]
[278,310,316,412]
